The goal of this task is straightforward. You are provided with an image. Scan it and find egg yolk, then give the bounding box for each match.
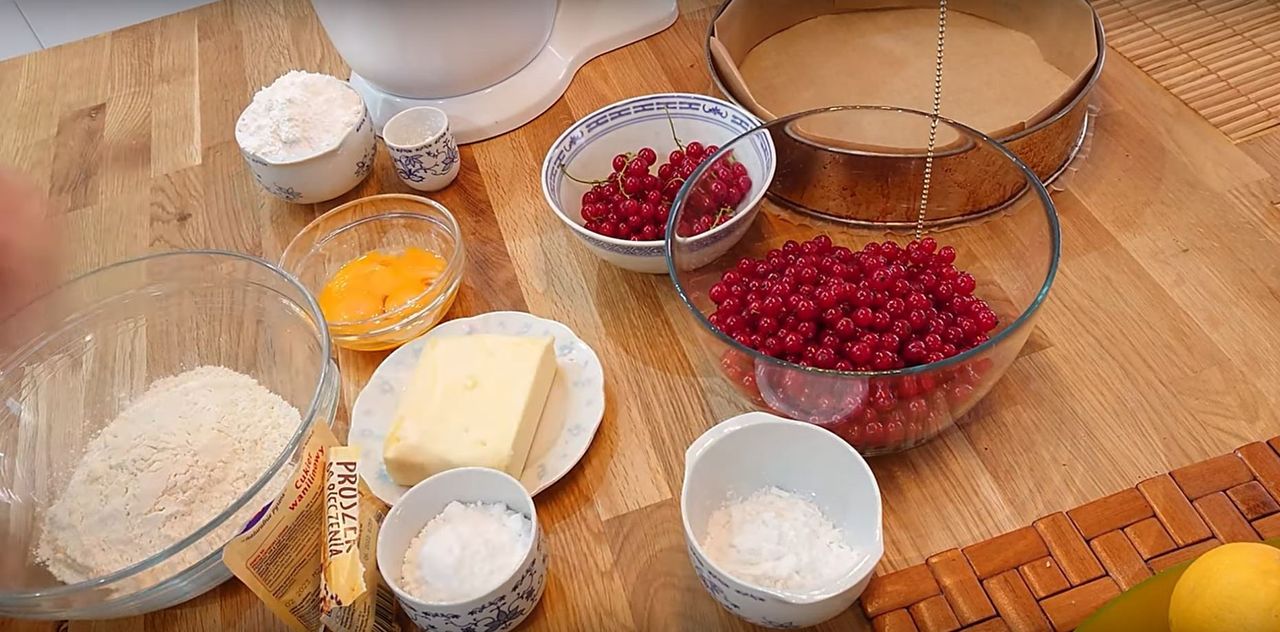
[318,247,447,326]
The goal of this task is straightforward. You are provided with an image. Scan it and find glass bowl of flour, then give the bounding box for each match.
[0,250,339,619]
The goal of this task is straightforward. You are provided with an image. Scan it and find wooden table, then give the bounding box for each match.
[3,1,1280,630]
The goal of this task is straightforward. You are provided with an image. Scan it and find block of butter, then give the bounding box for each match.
[383,334,558,486]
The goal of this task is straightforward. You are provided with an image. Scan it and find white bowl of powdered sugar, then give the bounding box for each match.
[682,412,883,629]
[236,70,376,204]
[377,467,548,632]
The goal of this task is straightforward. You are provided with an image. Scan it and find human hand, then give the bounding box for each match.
[0,168,54,320]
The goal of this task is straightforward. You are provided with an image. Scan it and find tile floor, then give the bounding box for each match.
[1,0,214,60]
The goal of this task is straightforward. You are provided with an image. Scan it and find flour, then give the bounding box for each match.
[36,366,301,585]
[401,501,532,603]
[235,70,364,162]
[701,486,864,594]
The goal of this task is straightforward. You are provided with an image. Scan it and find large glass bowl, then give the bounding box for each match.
[0,251,338,619]
[666,107,1059,455]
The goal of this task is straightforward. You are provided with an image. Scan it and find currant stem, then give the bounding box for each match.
[559,164,607,186]
[664,106,685,152]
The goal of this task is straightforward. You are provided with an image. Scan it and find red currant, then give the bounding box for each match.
[871,351,895,371]
[705,230,997,454]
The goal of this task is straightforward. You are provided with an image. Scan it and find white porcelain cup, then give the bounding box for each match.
[681,412,884,629]
[376,467,547,632]
[383,106,461,192]
[237,105,376,204]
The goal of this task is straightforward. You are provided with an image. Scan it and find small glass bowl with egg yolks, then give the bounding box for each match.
[281,194,465,350]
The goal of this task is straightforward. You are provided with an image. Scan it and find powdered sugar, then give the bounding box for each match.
[236,70,365,162]
[401,501,532,603]
[36,366,300,584]
[701,486,864,594]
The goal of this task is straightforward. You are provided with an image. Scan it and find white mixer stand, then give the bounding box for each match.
[351,1,678,144]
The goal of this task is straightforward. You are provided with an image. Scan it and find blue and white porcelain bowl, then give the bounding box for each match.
[541,93,776,274]
[235,80,377,204]
[377,467,548,632]
[682,413,883,629]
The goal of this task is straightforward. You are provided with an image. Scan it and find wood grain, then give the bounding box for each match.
[0,0,1279,630]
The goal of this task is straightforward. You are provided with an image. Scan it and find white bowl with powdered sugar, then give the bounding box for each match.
[377,468,548,632]
[236,70,377,204]
[682,412,883,628]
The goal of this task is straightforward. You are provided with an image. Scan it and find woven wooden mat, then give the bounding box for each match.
[860,435,1280,631]
[1094,0,1280,142]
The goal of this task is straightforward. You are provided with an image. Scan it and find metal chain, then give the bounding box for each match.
[915,0,948,240]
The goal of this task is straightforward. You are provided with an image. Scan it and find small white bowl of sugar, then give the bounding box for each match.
[682,412,883,629]
[235,70,377,204]
[376,467,547,632]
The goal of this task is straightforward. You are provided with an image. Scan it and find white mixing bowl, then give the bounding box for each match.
[682,412,883,628]
[310,0,557,99]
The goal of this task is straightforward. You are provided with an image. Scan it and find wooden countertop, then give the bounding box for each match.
[3,0,1280,630]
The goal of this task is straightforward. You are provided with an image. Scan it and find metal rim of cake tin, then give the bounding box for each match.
[702,1,1108,229]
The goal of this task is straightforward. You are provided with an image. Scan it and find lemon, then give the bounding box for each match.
[1169,542,1280,632]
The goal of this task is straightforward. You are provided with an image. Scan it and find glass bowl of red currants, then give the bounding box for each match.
[666,106,1060,455]
[541,93,776,273]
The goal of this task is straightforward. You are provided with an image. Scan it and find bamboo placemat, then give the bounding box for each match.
[860,435,1280,631]
[1093,0,1280,142]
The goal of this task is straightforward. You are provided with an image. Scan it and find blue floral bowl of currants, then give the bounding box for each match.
[541,93,776,274]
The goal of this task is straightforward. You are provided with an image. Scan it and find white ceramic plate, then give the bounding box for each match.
[349,311,606,504]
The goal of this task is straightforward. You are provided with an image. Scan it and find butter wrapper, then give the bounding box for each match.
[320,446,397,632]
[323,446,367,609]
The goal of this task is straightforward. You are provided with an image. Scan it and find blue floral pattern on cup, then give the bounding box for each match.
[399,534,548,632]
[689,544,736,609]
[396,137,459,181]
[265,183,302,202]
[354,143,376,180]
[387,121,461,191]
[687,543,804,629]
[393,136,458,183]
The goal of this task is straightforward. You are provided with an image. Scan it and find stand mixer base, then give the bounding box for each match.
[351,0,678,144]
